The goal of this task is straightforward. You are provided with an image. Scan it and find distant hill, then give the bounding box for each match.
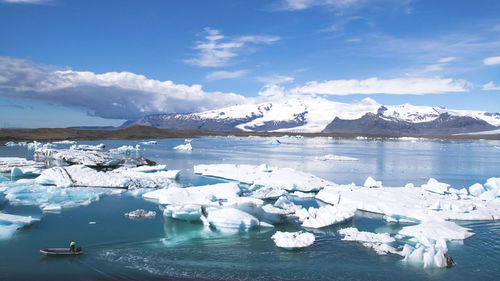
[124,97,500,135]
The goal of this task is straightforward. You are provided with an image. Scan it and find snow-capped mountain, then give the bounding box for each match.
[124,97,500,135]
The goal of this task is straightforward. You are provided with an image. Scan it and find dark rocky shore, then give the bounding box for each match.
[0,125,499,144]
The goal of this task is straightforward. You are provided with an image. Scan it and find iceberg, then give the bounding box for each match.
[0,157,44,174]
[194,164,334,192]
[53,140,76,144]
[268,139,281,145]
[140,140,157,145]
[271,231,315,249]
[296,204,356,228]
[314,154,358,161]
[338,227,398,255]
[70,143,105,151]
[363,176,382,188]
[5,141,27,147]
[205,207,259,231]
[399,220,474,241]
[143,183,241,205]
[163,204,202,221]
[34,148,116,168]
[35,165,179,189]
[173,141,192,151]
[124,209,156,219]
[0,213,39,240]
[421,178,449,195]
[109,145,141,155]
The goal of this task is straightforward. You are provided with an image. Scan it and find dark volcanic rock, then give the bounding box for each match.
[322,113,497,135]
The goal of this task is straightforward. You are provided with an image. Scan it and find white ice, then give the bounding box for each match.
[205,207,259,231]
[173,142,192,151]
[163,204,202,221]
[109,145,141,155]
[142,182,241,205]
[315,154,358,161]
[140,140,157,145]
[421,178,450,194]
[363,176,382,188]
[124,209,156,219]
[338,227,398,255]
[271,231,315,249]
[194,164,334,192]
[0,213,39,240]
[296,204,356,228]
[70,143,106,151]
[34,148,115,167]
[36,165,179,189]
[0,157,44,174]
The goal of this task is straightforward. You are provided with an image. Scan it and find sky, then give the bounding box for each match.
[0,0,499,128]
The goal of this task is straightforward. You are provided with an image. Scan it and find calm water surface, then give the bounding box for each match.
[0,136,499,280]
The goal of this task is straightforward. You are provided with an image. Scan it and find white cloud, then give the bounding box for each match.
[205,70,247,81]
[0,56,246,119]
[292,77,470,95]
[281,0,360,11]
[438,57,456,63]
[482,81,500,91]
[185,28,280,67]
[256,74,294,85]
[483,56,500,65]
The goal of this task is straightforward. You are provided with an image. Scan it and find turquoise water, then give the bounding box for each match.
[1,136,500,280]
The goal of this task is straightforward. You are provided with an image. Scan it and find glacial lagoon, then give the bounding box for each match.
[1,136,500,280]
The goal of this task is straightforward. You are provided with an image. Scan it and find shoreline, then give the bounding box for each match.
[1,125,499,143]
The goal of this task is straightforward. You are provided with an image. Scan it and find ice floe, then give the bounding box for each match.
[163,204,202,221]
[205,207,259,231]
[0,157,44,175]
[314,154,358,161]
[174,140,192,151]
[271,231,315,249]
[70,143,106,151]
[35,165,179,189]
[140,140,157,145]
[109,145,141,155]
[194,164,334,192]
[124,209,156,219]
[338,227,398,255]
[34,148,116,167]
[0,213,39,239]
[296,204,356,228]
[363,176,382,188]
[143,183,241,205]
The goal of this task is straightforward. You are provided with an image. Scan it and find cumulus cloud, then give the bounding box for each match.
[0,56,246,120]
[206,70,247,81]
[185,28,280,67]
[483,56,500,65]
[482,81,500,90]
[291,77,470,95]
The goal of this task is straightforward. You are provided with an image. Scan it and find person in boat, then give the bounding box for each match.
[70,240,76,253]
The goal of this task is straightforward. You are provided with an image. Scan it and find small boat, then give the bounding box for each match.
[39,247,83,256]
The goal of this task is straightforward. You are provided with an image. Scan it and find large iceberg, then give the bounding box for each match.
[34,148,116,167]
[271,231,315,249]
[205,207,259,231]
[194,164,334,192]
[143,183,241,205]
[0,157,44,175]
[35,165,179,189]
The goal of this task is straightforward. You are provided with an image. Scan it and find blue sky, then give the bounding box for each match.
[0,0,499,127]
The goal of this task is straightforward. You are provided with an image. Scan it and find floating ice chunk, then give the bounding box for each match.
[271,231,315,249]
[35,167,73,187]
[53,140,76,144]
[34,148,116,168]
[124,209,156,219]
[314,154,358,161]
[274,196,302,213]
[5,141,28,147]
[258,163,272,172]
[143,183,241,205]
[0,157,44,174]
[297,205,356,228]
[251,186,287,199]
[70,143,105,151]
[339,227,395,244]
[260,204,295,224]
[421,178,449,195]
[338,227,398,255]
[126,165,167,173]
[484,177,500,196]
[363,177,382,188]
[27,141,42,150]
[109,145,140,155]
[399,220,474,241]
[206,208,259,231]
[173,143,192,151]
[0,213,39,240]
[140,140,157,145]
[41,203,62,212]
[268,139,281,145]
[164,204,202,221]
[89,221,96,224]
[194,164,334,192]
